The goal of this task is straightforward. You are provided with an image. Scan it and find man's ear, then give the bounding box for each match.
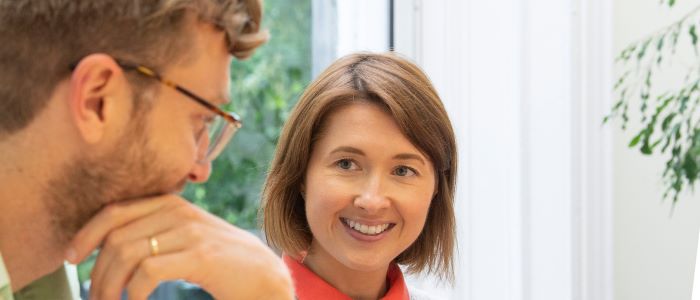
[68,53,130,144]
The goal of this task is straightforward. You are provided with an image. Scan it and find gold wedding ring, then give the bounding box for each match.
[149,236,160,256]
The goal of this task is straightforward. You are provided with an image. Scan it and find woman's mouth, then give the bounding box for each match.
[340,217,395,236]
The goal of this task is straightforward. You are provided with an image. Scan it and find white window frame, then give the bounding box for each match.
[312,0,390,77]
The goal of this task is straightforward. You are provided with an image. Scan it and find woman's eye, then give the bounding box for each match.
[336,159,356,170]
[394,166,416,177]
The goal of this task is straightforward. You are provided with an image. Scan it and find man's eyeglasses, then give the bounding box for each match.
[71,60,242,162]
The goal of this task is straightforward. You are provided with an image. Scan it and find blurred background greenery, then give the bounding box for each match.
[78,0,312,288]
[182,0,311,229]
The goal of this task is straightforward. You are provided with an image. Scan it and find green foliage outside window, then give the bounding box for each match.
[181,0,311,229]
[607,0,700,203]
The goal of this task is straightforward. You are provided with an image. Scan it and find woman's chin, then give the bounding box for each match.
[336,253,392,272]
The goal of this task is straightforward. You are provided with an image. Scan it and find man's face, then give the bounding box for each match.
[45,23,232,243]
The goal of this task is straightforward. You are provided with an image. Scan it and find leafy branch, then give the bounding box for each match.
[606,2,700,203]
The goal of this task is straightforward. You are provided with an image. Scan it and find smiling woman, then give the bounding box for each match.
[262,52,457,300]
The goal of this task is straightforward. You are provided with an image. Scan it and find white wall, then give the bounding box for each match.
[613,1,700,300]
[312,0,389,77]
[394,0,613,299]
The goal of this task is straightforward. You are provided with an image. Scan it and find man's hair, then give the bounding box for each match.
[262,52,458,282]
[0,0,268,134]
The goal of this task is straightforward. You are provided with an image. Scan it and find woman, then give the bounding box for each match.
[262,52,457,300]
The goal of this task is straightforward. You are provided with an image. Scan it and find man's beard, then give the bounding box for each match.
[43,117,186,245]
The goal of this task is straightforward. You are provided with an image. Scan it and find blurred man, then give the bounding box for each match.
[0,1,293,299]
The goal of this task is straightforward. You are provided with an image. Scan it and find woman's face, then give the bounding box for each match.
[303,102,436,272]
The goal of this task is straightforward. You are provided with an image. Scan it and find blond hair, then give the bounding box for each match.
[0,0,268,134]
[262,52,457,281]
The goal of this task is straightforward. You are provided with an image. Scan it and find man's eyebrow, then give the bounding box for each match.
[393,153,426,165]
[329,146,365,156]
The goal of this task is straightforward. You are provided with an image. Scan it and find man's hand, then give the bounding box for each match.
[65,195,293,300]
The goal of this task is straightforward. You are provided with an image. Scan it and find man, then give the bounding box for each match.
[0,1,293,299]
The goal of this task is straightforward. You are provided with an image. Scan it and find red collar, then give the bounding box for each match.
[283,254,410,300]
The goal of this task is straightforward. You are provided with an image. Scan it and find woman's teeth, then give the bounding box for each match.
[343,218,391,235]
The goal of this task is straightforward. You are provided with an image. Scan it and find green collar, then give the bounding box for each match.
[0,251,80,300]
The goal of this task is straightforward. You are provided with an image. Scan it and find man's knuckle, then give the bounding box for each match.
[174,203,200,220]
[115,245,134,263]
[104,232,122,248]
[182,223,202,239]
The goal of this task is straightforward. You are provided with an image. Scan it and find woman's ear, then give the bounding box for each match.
[433,172,440,199]
[432,180,439,199]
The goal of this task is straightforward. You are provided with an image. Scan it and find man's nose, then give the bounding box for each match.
[189,130,212,183]
[188,160,212,183]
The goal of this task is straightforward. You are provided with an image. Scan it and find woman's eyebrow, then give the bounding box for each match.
[393,153,426,165]
[329,146,365,156]
[329,147,426,165]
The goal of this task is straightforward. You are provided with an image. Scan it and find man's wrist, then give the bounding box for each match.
[257,263,294,300]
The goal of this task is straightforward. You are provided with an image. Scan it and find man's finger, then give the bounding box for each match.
[91,220,215,299]
[90,239,148,300]
[125,251,199,300]
[65,195,177,263]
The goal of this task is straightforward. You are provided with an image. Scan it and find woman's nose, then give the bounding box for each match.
[353,176,391,213]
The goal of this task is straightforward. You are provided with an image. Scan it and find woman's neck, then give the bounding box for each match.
[303,243,390,300]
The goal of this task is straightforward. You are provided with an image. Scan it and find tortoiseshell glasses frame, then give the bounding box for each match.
[72,59,243,161]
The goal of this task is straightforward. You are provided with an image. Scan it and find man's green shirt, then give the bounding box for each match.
[0,253,11,300]
[0,252,80,300]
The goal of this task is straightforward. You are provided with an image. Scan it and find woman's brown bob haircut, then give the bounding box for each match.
[262,52,457,281]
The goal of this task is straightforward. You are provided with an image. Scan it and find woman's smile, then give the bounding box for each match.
[340,217,397,242]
